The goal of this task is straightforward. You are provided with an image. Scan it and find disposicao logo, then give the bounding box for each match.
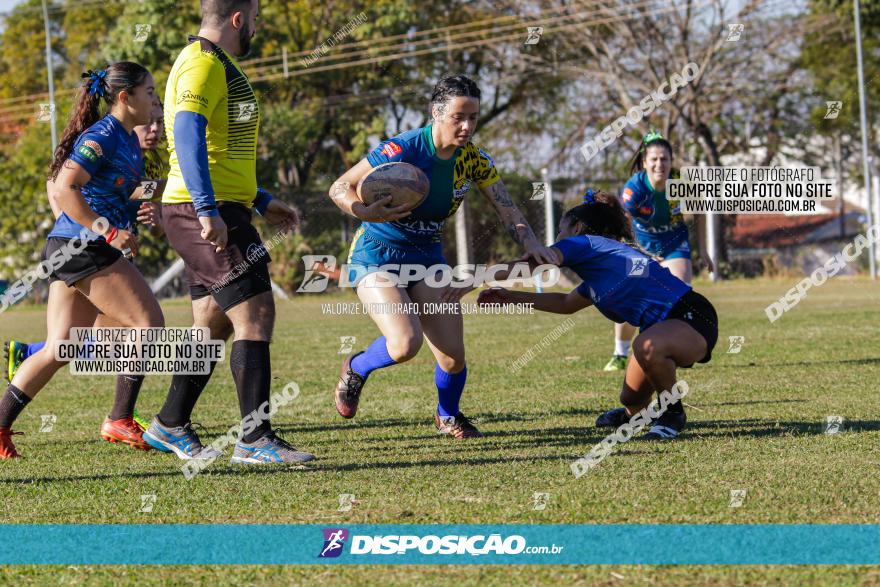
[318,528,349,558]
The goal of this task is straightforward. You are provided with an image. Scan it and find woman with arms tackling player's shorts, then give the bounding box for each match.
[602,131,713,373]
[473,190,718,440]
[326,75,556,439]
[0,63,164,459]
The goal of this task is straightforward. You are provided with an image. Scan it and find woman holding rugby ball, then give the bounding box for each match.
[0,63,164,459]
[472,190,718,440]
[602,131,713,372]
[326,75,555,438]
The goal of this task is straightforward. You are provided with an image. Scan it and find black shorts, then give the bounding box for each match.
[43,237,123,287]
[663,289,718,366]
[162,201,271,311]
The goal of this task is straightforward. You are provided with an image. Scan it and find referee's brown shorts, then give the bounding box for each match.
[162,201,271,311]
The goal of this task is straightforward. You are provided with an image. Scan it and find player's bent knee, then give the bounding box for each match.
[437,355,465,374]
[386,336,422,363]
[632,337,655,363]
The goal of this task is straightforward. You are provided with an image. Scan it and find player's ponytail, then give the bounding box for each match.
[429,75,481,119]
[628,130,673,177]
[563,189,633,242]
[49,61,150,180]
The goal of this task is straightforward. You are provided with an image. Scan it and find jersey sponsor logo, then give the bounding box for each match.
[82,140,103,157]
[380,141,402,158]
[76,144,99,163]
[622,188,634,202]
[178,90,209,108]
[392,218,445,236]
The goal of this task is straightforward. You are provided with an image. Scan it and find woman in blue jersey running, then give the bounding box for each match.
[4,100,167,448]
[327,75,556,439]
[475,190,718,440]
[0,63,164,459]
[603,131,713,372]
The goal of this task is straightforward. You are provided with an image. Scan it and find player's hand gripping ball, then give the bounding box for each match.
[356,162,430,209]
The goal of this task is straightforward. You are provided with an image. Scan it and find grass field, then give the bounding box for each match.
[1,277,879,585]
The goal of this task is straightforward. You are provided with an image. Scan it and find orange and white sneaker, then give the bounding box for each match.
[0,427,22,459]
[434,411,484,439]
[100,417,152,451]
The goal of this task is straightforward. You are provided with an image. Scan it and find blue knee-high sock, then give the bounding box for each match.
[25,342,46,360]
[350,336,396,378]
[435,364,467,417]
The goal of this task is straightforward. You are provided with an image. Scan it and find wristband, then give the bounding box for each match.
[106,227,119,243]
[253,188,273,216]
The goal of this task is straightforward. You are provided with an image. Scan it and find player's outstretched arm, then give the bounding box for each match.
[478,180,556,265]
[439,249,563,304]
[478,287,592,315]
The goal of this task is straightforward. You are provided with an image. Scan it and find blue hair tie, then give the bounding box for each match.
[583,188,596,204]
[84,69,107,97]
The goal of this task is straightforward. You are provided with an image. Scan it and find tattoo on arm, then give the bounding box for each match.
[487,183,516,208]
[505,221,523,244]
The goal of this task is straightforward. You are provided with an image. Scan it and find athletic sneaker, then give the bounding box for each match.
[334,352,365,419]
[4,340,26,382]
[434,411,484,439]
[603,354,628,371]
[132,410,149,432]
[643,410,687,440]
[142,419,221,460]
[230,429,315,464]
[100,416,152,451]
[0,427,22,459]
[595,407,631,428]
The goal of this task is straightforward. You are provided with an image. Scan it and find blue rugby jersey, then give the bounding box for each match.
[358,125,500,247]
[48,114,142,240]
[620,170,689,257]
[553,234,691,328]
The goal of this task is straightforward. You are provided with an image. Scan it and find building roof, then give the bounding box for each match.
[729,212,863,248]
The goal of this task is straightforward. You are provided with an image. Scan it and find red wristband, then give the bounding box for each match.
[106,227,119,243]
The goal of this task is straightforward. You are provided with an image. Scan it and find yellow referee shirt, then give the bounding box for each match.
[163,36,260,206]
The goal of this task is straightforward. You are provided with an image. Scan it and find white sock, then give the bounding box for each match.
[614,339,631,357]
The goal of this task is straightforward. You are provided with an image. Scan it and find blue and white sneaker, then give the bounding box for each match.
[142,419,221,460]
[230,430,315,465]
[643,410,687,440]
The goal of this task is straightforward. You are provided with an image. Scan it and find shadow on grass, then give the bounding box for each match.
[714,357,880,369]
[4,416,877,485]
[697,399,809,407]
[685,418,880,438]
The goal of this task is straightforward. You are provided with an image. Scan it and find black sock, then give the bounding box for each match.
[667,399,685,414]
[0,385,32,428]
[230,340,271,443]
[157,362,218,428]
[109,375,145,420]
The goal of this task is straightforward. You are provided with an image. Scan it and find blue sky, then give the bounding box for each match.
[0,0,22,14]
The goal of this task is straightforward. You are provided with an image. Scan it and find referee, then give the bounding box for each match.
[143,0,314,464]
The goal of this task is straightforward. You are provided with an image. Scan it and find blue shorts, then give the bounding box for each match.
[347,228,446,287]
[636,230,691,261]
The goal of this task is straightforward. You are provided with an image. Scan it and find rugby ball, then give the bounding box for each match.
[356,162,429,209]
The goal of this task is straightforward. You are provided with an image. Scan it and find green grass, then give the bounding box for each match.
[1,277,879,585]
